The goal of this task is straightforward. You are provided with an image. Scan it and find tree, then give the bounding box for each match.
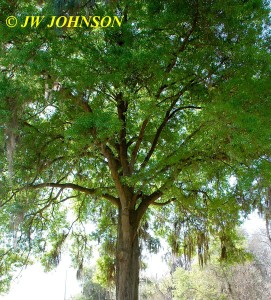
[172,228,271,300]
[144,229,271,300]
[72,268,113,300]
[0,1,270,299]
[172,259,270,300]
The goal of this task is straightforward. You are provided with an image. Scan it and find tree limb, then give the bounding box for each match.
[165,0,199,74]
[130,117,149,171]
[140,80,197,170]
[155,0,199,100]
[136,190,163,226]
[152,198,176,206]
[24,182,120,207]
[116,92,130,175]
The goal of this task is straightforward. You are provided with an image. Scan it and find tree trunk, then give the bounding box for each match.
[116,207,140,300]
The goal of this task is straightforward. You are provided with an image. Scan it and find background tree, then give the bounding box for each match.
[140,228,271,300]
[71,267,113,300]
[172,259,270,300]
[173,227,271,300]
[0,1,270,299]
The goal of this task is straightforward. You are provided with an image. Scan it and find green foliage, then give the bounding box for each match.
[94,255,116,288]
[173,265,224,300]
[66,111,121,141]
[0,0,270,295]
[142,231,264,300]
[172,237,266,300]
[72,267,112,300]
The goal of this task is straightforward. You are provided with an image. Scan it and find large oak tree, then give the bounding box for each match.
[0,1,270,299]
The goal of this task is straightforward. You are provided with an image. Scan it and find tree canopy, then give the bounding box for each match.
[0,0,270,298]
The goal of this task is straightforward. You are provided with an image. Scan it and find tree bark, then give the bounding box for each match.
[116,207,140,300]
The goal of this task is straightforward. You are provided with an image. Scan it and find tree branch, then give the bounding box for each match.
[165,1,199,74]
[24,182,120,207]
[168,105,202,118]
[140,106,173,170]
[140,80,197,170]
[155,1,199,100]
[116,92,130,175]
[152,198,176,206]
[130,117,149,171]
[136,190,163,226]
[99,143,132,207]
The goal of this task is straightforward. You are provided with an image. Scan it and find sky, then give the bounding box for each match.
[0,255,81,300]
[0,212,265,300]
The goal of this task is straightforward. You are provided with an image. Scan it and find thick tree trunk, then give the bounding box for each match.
[116,207,140,300]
